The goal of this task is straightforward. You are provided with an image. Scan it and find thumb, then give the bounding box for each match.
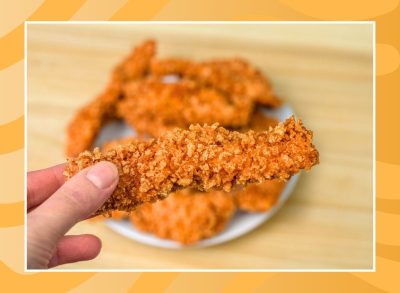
[28,161,119,243]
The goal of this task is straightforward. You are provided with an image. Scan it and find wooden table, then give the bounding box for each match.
[27,23,373,269]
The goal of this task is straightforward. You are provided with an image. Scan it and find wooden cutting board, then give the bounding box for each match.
[27,23,373,269]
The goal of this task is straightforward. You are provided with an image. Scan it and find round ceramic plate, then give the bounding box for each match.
[96,104,298,249]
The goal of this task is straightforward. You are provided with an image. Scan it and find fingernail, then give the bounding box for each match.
[86,161,118,189]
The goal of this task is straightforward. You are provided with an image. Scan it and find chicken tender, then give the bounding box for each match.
[65,40,155,156]
[65,84,121,157]
[105,112,287,213]
[130,189,236,244]
[151,58,281,107]
[233,180,286,212]
[64,117,319,215]
[113,39,156,81]
[66,40,281,154]
[231,110,287,211]
[118,78,253,137]
[118,57,281,136]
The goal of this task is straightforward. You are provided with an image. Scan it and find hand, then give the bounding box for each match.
[27,161,119,269]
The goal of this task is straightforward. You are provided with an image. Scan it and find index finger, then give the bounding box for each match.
[27,163,65,210]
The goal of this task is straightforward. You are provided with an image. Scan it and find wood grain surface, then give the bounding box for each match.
[27,23,373,269]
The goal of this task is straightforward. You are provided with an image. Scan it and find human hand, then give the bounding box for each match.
[27,161,119,269]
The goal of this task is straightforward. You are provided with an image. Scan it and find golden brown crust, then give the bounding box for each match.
[130,189,236,244]
[89,210,129,222]
[232,111,287,211]
[64,117,319,215]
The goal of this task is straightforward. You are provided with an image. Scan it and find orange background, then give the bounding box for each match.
[0,0,398,291]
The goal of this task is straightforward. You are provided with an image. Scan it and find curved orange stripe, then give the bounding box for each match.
[0,261,94,288]
[377,243,400,262]
[353,257,400,292]
[377,198,400,214]
[279,0,398,20]
[128,273,180,292]
[110,0,170,20]
[0,0,87,70]
[0,116,24,154]
[257,272,385,292]
[222,273,275,292]
[0,202,24,227]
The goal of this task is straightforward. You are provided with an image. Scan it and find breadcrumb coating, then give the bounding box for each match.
[89,210,128,222]
[232,111,287,211]
[64,117,319,215]
[130,189,236,244]
[102,137,141,153]
[104,137,236,241]
[101,112,287,214]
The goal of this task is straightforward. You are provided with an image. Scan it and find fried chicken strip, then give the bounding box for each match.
[151,58,281,107]
[118,57,281,136]
[66,40,282,154]
[233,180,286,212]
[231,110,287,211]
[118,78,253,136]
[130,189,236,244]
[103,111,288,212]
[65,40,155,156]
[64,116,318,215]
[65,84,121,157]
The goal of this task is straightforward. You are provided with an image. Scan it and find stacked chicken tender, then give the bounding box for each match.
[65,40,281,157]
[65,40,318,245]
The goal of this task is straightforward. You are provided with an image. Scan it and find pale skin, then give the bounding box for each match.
[27,161,119,269]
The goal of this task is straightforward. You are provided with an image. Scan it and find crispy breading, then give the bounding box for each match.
[64,117,319,215]
[102,137,141,152]
[103,112,287,213]
[232,110,286,211]
[65,40,155,156]
[130,189,236,244]
[104,138,236,244]
[89,210,129,222]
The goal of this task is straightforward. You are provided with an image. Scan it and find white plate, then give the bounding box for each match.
[98,104,298,249]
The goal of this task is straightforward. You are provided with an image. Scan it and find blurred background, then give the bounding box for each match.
[27,23,373,269]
